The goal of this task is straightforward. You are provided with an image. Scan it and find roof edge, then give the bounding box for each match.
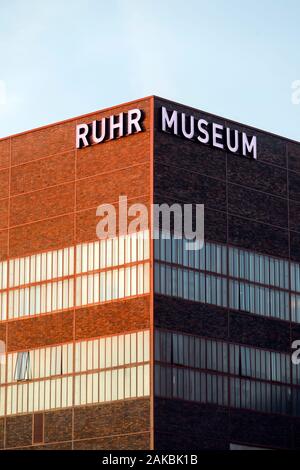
[0,94,299,146]
[153,95,300,146]
[0,95,155,142]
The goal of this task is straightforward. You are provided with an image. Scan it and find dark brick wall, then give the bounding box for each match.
[155,295,292,353]
[229,409,293,450]
[155,398,298,450]
[155,399,229,450]
[153,96,300,261]
[153,96,300,450]
[154,295,228,340]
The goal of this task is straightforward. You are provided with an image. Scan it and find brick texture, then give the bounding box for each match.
[0,97,153,451]
[2,95,300,451]
[6,414,32,448]
[44,410,72,443]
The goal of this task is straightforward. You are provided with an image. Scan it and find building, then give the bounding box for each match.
[0,96,300,450]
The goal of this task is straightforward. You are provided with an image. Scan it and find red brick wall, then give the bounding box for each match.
[2,96,151,261]
[0,97,154,450]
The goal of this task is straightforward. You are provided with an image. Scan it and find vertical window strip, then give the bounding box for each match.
[7,279,74,320]
[155,262,227,308]
[155,350,298,416]
[3,330,150,385]
[73,364,149,409]
[8,247,75,289]
[2,230,150,297]
[75,230,150,274]
[0,330,150,416]
[75,263,150,308]
[229,280,290,321]
[2,364,150,416]
[0,261,7,290]
[229,377,293,415]
[155,261,292,322]
[156,330,291,385]
[154,232,295,292]
[291,263,300,293]
[155,365,228,407]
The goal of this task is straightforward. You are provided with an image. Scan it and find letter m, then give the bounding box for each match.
[153,203,182,239]
[161,107,178,135]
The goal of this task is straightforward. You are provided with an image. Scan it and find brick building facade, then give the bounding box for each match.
[0,96,300,449]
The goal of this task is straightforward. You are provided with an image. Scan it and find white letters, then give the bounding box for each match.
[161,106,258,160]
[161,106,178,135]
[181,113,194,139]
[127,108,143,134]
[76,108,144,149]
[109,113,124,139]
[226,128,239,153]
[242,133,257,159]
[197,119,209,144]
[76,124,89,149]
[91,118,106,144]
[212,123,224,149]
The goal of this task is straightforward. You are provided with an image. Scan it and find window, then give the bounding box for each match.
[230,378,292,415]
[291,263,300,292]
[155,263,227,308]
[0,261,7,290]
[0,231,150,323]
[155,233,300,323]
[156,330,228,374]
[1,330,150,417]
[291,294,300,323]
[155,233,227,275]
[74,331,149,373]
[155,365,228,407]
[14,352,31,381]
[0,292,7,321]
[229,280,289,321]
[76,263,150,307]
[73,365,149,407]
[155,329,297,416]
[76,230,149,274]
[9,247,74,288]
[8,279,74,320]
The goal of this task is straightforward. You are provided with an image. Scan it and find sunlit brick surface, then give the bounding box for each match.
[0,97,153,449]
[1,95,300,450]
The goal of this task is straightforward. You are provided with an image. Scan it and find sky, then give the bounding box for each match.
[0,0,300,140]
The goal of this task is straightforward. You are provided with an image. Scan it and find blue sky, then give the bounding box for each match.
[0,0,299,140]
